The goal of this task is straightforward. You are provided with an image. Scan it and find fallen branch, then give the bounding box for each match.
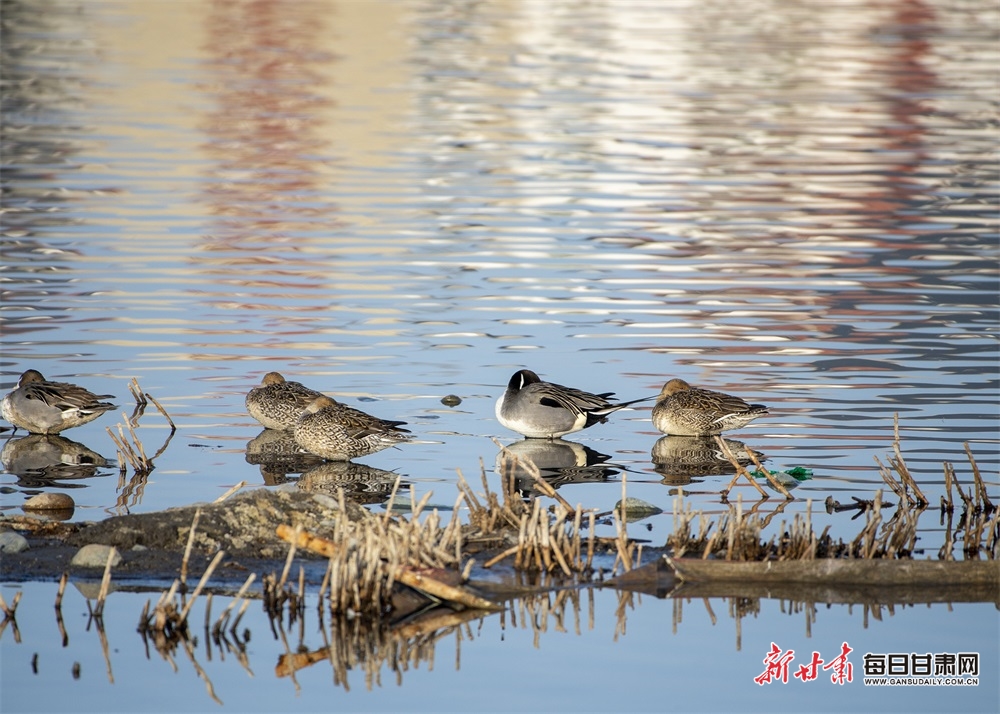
[275,524,501,611]
[668,556,1000,587]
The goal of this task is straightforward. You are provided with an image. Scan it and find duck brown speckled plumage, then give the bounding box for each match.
[293,395,411,461]
[246,372,324,430]
[651,378,768,436]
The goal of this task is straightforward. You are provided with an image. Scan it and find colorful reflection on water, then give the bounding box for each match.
[1,0,997,710]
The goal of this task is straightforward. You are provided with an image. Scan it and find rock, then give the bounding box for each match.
[616,497,663,522]
[0,532,29,554]
[23,492,75,511]
[70,544,121,568]
[311,493,340,510]
[66,487,369,560]
[441,394,462,407]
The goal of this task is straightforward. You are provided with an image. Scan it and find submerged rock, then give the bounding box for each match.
[616,497,663,522]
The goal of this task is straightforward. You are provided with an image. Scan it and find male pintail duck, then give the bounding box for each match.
[293,395,411,461]
[1,369,116,434]
[496,369,650,439]
[651,378,768,436]
[246,372,324,430]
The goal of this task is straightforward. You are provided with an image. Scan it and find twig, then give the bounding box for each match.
[277,524,302,591]
[876,454,908,502]
[383,476,402,527]
[715,436,770,499]
[214,573,256,632]
[204,592,213,632]
[964,442,993,511]
[128,378,146,406]
[106,426,141,471]
[181,633,223,705]
[54,572,69,611]
[892,413,928,505]
[122,414,149,467]
[275,524,501,611]
[93,547,117,617]
[492,438,576,513]
[0,591,21,619]
[483,545,519,569]
[181,508,202,587]
[942,460,955,512]
[743,447,794,500]
[178,550,226,625]
[230,598,252,633]
[214,481,246,503]
[946,462,974,510]
[145,392,176,431]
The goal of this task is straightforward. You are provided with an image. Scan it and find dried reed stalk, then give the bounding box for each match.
[180,508,202,586]
[214,573,256,634]
[145,392,176,430]
[178,550,226,625]
[106,411,154,474]
[203,593,213,631]
[942,461,955,512]
[93,547,118,617]
[123,414,149,465]
[964,442,993,512]
[275,524,499,611]
[945,462,974,510]
[742,446,794,500]
[0,591,21,619]
[214,481,246,503]
[717,436,770,499]
[54,571,68,611]
[492,438,577,514]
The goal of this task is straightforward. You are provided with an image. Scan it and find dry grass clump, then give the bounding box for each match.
[276,485,497,620]
[466,444,642,575]
[669,436,998,563]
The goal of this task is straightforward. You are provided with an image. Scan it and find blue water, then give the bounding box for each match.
[1,0,997,710]
[1,582,996,712]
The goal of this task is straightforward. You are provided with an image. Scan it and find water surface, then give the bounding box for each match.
[1,0,997,711]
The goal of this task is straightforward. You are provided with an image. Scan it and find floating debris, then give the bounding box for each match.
[751,466,813,481]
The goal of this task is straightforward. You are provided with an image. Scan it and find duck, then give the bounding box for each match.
[651,378,768,436]
[293,395,412,461]
[1,369,116,434]
[495,369,650,439]
[246,372,324,430]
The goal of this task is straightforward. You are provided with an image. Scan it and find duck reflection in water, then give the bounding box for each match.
[245,428,325,485]
[651,435,765,486]
[1,434,112,488]
[496,438,617,498]
[297,461,403,505]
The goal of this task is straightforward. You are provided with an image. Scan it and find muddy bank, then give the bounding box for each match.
[0,487,370,583]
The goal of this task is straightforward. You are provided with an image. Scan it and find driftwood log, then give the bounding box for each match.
[667,556,999,587]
